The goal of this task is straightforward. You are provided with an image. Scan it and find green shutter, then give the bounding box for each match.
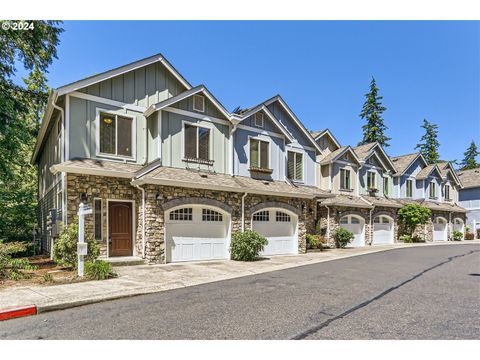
[287,152,295,179]
[295,153,303,181]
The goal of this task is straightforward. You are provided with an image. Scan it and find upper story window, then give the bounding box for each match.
[287,151,303,182]
[406,179,413,198]
[383,177,389,196]
[367,171,377,189]
[254,112,264,128]
[184,124,210,161]
[444,184,450,200]
[340,168,351,190]
[99,112,133,158]
[193,94,205,113]
[429,182,436,199]
[250,138,269,171]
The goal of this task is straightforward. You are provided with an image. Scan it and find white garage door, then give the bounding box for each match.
[372,215,394,245]
[339,215,365,247]
[165,206,230,262]
[433,217,447,241]
[252,209,298,256]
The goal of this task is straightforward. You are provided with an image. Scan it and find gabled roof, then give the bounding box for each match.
[319,146,361,166]
[231,103,294,142]
[457,167,480,189]
[319,194,374,209]
[416,164,443,180]
[262,95,323,154]
[311,129,341,149]
[33,53,192,164]
[436,161,462,186]
[55,53,191,96]
[390,152,428,177]
[143,85,233,122]
[353,142,397,173]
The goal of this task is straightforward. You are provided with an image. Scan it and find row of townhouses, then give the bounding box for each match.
[33,53,470,264]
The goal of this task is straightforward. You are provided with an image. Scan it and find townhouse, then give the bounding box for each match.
[33,53,467,264]
[457,167,480,237]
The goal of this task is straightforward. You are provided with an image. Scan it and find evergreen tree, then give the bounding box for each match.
[0,21,63,243]
[358,77,391,147]
[459,140,480,170]
[415,119,440,164]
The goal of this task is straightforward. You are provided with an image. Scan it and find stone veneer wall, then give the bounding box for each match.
[65,174,315,263]
[412,211,467,242]
[66,174,141,257]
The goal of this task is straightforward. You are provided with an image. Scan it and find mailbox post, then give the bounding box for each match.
[77,202,93,277]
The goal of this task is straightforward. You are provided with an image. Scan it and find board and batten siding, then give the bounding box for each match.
[160,110,230,174]
[38,113,62,199]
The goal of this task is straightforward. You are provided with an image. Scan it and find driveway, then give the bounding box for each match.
[1,244,479,339]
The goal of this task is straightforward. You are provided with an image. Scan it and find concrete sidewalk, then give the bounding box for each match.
[1,241,478,314]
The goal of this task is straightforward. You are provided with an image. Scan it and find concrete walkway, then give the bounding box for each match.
[1,241,478,313]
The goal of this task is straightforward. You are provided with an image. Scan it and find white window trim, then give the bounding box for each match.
[181,120,213,161]
[93,198,103,241]
[287,149,305,183]
[429,181,437,199]
[193,94,205,113]
[248,135,271,170]
[340,168,352,190]
[254,112,264,128]
[406,178,413,198]
[383,176,389,196]
[95,108,137,161]
[367,170,377,189]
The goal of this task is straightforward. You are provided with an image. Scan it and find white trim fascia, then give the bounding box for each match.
[370,143,397,173]
[106,199,136,258]
[237,124,284,139]
[95,108,137,162]
[163,106,231,126]
[237,105,294,142]
[157,111,162,161]
[32,91,57,163]
[50,164,135,179]
[396,153,429,176]
[263,96,323,154]
[56,54,191,97]
[286,142,316,152]
[65,94,70,160]
[363,151,390,172]
[70,91,146,113]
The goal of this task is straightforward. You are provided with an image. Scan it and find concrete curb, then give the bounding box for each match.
[0,305,37,321]
[3,241,480,319]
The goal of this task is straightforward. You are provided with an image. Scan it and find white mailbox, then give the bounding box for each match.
[77,243,88,256]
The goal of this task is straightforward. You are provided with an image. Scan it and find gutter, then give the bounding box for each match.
[133,184,146,259]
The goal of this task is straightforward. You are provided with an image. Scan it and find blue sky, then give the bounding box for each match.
[22,21,480,162]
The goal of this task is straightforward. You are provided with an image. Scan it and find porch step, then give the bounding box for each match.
[103,256,146,267]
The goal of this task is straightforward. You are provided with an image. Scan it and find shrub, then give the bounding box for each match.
[53,218,100,269]
[0,241,36,280]
[398,204,431,237]
[465,232,474,240]
[230,230,268,261]
[452,231,463,241]
[85,260,117,280]
[334,228,354,248]
[412,235,425,243]
[399,234,413,243]
[306,234,319,248]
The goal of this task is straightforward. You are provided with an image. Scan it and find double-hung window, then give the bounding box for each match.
[287,151,303,181]
[99,112,133,158]
[406,179,413,198]
[383,177,389,196]
[250,138,269,170]
[184,124,210,161]
[444,185,450,200]
[367,171,376,189]
[340,169,351,190]
[429,182,436,199]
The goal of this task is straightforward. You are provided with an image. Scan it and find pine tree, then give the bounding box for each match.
[459,140,480,170]
[358,77,391,147]
[415,119,440,164]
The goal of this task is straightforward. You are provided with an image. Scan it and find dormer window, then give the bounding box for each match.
[383,177,389,196]
[429,182,436,199]
[444,185,450,201]
[406,179,413,198]
[287,151,303,182]
[193,94,205,113]
[254,112,264,128]
[340,169,351,191]
[367,171,377,189]
[98,111,134,158]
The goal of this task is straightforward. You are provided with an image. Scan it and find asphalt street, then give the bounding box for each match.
[1,244,479,339]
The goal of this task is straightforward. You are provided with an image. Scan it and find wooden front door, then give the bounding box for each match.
[109,201,133,257]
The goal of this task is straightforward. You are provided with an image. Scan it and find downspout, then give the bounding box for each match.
[241,192,248,232]
[134,184,146,258]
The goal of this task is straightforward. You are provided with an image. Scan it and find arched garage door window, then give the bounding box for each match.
[165,205,230,263]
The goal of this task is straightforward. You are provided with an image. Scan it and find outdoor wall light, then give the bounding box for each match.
[80,192,88,203]
[155,192,161,201]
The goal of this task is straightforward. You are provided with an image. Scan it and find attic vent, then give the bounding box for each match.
[193,94,205,113]
[254,112,264,128]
